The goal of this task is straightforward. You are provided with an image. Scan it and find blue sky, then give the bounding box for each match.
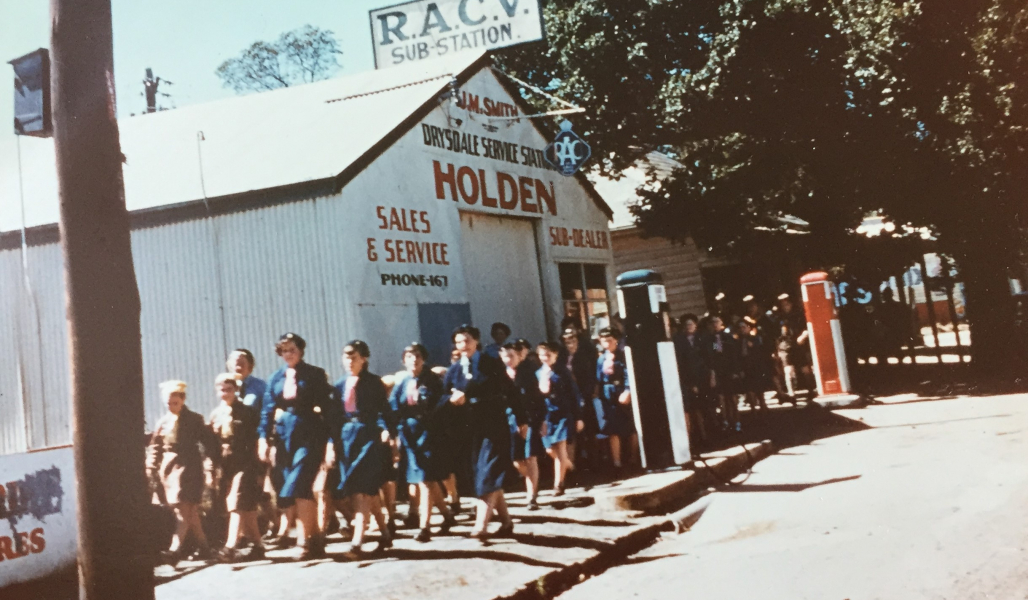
[1,0,390,120]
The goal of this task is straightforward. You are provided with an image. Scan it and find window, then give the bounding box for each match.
[558,263,611,338]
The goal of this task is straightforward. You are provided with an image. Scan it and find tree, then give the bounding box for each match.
[216,25,343,93]
[498,0,1028,380]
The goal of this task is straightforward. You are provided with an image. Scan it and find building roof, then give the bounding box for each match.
[588,151,682,230]
[0,51,489,235]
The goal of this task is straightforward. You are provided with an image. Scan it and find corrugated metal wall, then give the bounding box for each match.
[0,243,70,454]
[0,249,29,455]
[0,193,374,454]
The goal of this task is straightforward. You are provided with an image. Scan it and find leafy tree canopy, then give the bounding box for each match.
[498,0,1028,374]
[216,25,343,94]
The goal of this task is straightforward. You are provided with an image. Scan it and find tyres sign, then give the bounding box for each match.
[371,0,545,69]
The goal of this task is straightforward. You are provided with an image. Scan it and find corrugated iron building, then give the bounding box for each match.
[0,52,616,456]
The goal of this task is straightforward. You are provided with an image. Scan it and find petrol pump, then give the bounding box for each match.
[800,271,865,408]
[615,270,691,470]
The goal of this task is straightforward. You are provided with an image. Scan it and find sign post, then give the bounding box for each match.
[370,0,545,69]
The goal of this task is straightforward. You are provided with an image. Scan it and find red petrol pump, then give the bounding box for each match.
[800,272,865,408]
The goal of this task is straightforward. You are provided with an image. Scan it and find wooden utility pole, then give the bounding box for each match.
[50,1,154,598]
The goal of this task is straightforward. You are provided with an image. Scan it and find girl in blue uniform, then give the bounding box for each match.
[536,341,583,496]
[596,327,637,471]
[443,325,526,539]
[502,340,546,510]
[389,343,456,542]
[259,333,337,560]
[331,340,393,555]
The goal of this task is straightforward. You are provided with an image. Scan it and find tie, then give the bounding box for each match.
[283,369,297,400]
[344,377,358,413]
[603,352,615,376]
[406,379,419,406]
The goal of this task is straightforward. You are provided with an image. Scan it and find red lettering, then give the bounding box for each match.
[410,210,420,233]
[389,208,404,231]
[457,166,479,204]
[30,528,45,554]
[479,170,498,208]
[405,240,417,263]
[434,161,457,201]
[376,206,388,230]
[420,211,431,234]
[536,180,556,215]
[0,536,15,561]
[440,243,449,265]
[15,532,29,557]
[413,240,425,263]
[519,177,537,213]
[498,172,518,209]
[367,238,378,262]
[385,240,396,263]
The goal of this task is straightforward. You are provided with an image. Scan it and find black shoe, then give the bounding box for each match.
[377,535,392,552]
[247,544,266,561]
[299,540,325,561]
[495,521,514,537]
[159,549,183,567]
[554,485,566,497]
[439,514,457,534]
[270,536,296,549]
[217,547,240,563]
[527,498,540,511]
[190,546,214,562]
[345,542,364,558]
[415,528,432,543]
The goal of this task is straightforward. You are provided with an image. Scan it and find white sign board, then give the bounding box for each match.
[370,0,545,69]
[0,447,77,589]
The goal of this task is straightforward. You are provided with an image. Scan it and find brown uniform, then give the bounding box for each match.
[148,407,210,505]
[209,401,262,512]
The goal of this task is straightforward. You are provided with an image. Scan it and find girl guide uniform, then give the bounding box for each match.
[595,349,636,439]
[537,363,581,448]
[333,362,392,498]
[260,339,338,507]
[389,366,451,485]
[507,359,546,461]
[443,350,526,498]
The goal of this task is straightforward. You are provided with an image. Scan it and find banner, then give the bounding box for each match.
[370,0,545,69]
[0,447,76,589]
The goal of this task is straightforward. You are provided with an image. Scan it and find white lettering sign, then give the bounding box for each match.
[370,0,545,69]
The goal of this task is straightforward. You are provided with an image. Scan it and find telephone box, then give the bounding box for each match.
[800,272,863,408]
[616,269,691,469]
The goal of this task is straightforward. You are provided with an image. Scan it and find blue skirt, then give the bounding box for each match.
[508,411,545,460]
[335,420,389,498]
[593,388,635,439]
[399,418,449,484]
[541,415,573,448]
[273,412,326,506]
[472,434,510,497]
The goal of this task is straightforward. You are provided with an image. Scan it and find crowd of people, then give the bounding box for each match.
[146,323,635,565]
[671,293,815,447]
[144,293,810,567]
